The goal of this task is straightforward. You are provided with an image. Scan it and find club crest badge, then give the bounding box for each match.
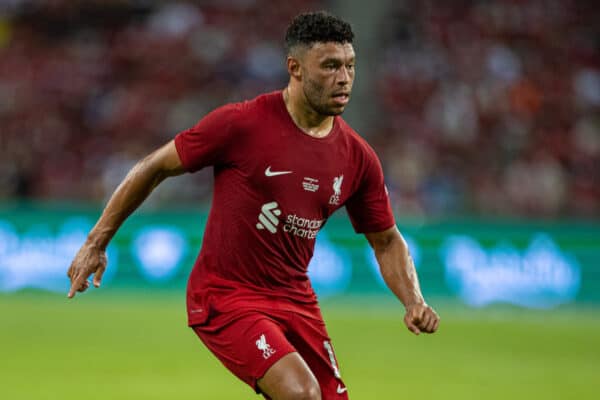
[329,175,344,205]
[256,334,276,359]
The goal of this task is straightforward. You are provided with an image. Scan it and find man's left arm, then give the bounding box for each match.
[365,226,440,335]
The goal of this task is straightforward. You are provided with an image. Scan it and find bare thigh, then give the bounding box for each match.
[258,352,321,400]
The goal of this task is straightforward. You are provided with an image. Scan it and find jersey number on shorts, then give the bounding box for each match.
[323,340,342,379]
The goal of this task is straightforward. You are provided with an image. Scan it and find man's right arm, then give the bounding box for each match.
[67,140,185,298]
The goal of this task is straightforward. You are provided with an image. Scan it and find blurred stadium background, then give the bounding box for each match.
[1,1,599,399]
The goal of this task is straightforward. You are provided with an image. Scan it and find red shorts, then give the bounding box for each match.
[191,305,349,399]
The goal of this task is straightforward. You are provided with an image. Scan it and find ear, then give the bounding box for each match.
[287,55,302,81]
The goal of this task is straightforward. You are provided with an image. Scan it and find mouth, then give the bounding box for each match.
[331,92,350,105]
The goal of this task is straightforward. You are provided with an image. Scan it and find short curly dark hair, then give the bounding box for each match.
[285,11,354,53]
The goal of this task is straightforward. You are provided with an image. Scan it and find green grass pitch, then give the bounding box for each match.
[2,290,599,400]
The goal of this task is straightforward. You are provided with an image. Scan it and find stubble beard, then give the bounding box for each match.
[303,78,345,116]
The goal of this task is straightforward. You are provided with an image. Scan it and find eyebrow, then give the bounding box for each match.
[320,56,355,64]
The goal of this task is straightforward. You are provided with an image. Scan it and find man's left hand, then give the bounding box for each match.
[404,303,440,335]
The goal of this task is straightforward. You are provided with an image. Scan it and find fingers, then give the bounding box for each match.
[424,315,435,333]
[404,312,421,335]
[67,246,108,298]
[421,313,435,333]
[68,275,92,298]
[420,312,432,331]
[405,319,421,335]
[421,309,440,334]
[93,265,106,288]
[404,305,440,335]
[78,280,90,292]
[67,261,94,298]
[68,275,83,298]
[416,306,425,322]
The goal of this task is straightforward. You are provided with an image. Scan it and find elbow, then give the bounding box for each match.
[134,155,168,187]
[371,228,406,254]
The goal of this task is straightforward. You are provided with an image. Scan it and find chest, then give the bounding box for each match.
[237,129,360,218]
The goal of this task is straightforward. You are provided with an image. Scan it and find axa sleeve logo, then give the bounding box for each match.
[256,202,282,233]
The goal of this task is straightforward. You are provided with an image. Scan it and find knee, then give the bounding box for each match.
[288,382,321,400]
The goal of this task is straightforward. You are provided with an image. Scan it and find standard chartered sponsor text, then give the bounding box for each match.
[283,214,324,239]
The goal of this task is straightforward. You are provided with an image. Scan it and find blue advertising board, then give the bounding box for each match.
[1,204,598,308]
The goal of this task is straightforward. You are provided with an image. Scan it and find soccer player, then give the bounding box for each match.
[67,11,439,400]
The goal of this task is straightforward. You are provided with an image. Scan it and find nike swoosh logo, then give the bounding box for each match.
[336,384,347,394]
[265,166,292,177]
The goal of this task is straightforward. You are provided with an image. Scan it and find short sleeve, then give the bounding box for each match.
[174,103,239,172]
[345,150,396,233]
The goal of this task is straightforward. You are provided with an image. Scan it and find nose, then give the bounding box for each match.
[336,65,351,85]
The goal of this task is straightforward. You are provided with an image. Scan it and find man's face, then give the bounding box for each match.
[298,42,355,116]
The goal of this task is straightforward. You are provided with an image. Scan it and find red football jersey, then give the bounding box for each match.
[175,91,395,326]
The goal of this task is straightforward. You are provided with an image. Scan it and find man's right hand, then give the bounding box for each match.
[67,242,107,298]
[65,141,184,300]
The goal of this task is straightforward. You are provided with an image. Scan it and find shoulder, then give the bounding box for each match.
[198,91,279,134]
[214,91,281,133]
[210,90,281,116]
[236,90,282,116]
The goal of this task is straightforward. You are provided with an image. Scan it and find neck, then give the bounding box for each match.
[283,85,334,138]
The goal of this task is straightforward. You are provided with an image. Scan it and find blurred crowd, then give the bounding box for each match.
[0,0,599,218]
[374,0,600,217]
[0,0,317,205]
